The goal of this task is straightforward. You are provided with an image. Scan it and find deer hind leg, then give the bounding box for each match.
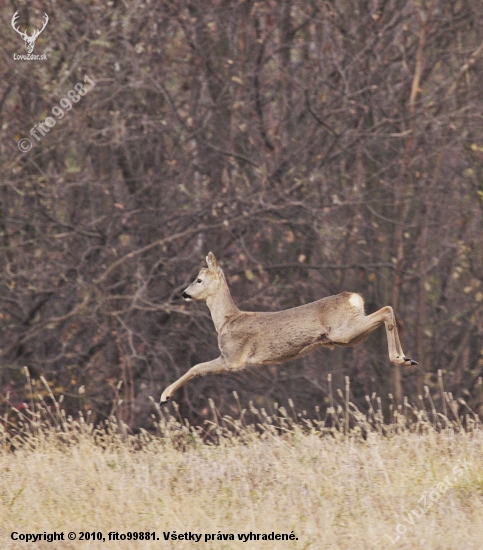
[332,305,417,366]
[377,306,417,365]
[160,356,228,404]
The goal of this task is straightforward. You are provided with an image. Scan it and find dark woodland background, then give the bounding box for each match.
[1,0,483,429]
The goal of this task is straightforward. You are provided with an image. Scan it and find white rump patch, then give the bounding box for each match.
[349,293,364,309]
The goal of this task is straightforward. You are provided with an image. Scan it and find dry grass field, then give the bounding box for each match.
[1,380,483,550]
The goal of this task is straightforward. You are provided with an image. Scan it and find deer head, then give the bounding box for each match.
[12,11,49,54]
[181,253,222,302]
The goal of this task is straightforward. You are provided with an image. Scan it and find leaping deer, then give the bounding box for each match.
[160,252,417,404]
[11,11,49,54]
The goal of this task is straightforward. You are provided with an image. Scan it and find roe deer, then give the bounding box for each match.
[160,252,417,403]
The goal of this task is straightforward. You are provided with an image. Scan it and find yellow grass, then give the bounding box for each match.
[1,384,483,550]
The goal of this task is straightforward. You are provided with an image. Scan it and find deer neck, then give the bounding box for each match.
[206,275,240,333]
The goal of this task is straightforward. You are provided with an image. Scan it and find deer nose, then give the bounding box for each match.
[181,291,191,300]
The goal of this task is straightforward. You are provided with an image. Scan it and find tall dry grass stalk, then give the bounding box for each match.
[1,372,483,549]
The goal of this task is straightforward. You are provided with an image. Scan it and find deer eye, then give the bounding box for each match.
[197,279,202,283]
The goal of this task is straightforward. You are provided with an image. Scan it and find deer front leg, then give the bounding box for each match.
[160,356,228,404]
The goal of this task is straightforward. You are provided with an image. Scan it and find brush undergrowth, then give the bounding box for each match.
[1,369,482,550]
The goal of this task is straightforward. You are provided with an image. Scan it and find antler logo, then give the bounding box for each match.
[11,11,49,54]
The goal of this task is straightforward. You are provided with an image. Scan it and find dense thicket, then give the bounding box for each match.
[1,0,483,428]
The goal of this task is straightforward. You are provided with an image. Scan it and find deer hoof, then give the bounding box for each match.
[160,395,170,405]
[404,356,418,366]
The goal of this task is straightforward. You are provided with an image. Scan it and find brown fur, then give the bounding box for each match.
[160,253,416,403]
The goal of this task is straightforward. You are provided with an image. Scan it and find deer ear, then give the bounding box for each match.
[206,252,218,270]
